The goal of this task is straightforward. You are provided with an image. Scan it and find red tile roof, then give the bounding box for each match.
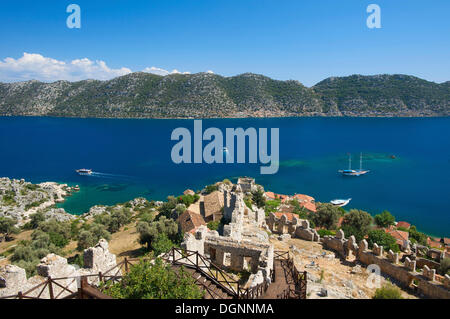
[178,210,206,234]
[443,238,450,245]
[386,229,409,246]
[293,194,316,213]
[274,212,295,222]
[427,237,442,249]
[396,221,411,229]
[265,192,289,203]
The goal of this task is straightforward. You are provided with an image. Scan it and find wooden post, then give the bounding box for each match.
[99,271,103,282]
[48,276,54,299]
[124,257,128,273]
[18,291,23,299]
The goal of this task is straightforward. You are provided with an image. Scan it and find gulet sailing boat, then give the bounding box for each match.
[339,153,370,176]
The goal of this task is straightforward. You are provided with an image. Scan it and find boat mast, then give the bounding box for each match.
[360,152,363,171]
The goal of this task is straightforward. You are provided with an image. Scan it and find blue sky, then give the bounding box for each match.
[0,0,449,86]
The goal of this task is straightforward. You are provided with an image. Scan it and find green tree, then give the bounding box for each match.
[29,211,45,229]
[341,209,373,242]
[408,225,428,246]
[77,223,111,250]
[251,189,266,209]
[374,210,396,228]
[0,217,19,240]
[102,258,203,299]
[314,203,341,230]
[367,229,399,253]
[137,216,179,250]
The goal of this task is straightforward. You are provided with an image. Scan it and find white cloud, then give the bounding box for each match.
[142,66,190,76]
[0,53,200,82]
[0,53,132,82]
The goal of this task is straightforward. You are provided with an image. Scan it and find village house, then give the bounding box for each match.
[385,228,410,251]
[178,210,206,234]
[396,221,411,230]
[183,189,196,196]
[293,194,317,213]
[200,190,224,222]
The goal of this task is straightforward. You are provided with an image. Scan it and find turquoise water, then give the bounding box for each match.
[0,116,449,237]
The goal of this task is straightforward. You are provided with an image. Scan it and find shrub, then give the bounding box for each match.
[101,258,204,299]
[207,220,220,231]
[317,229,335,237]
[151,234,174,256]
[264,199,281,214]
[204,184,218,194]
[373,283,403,299]
[408,225,428,246]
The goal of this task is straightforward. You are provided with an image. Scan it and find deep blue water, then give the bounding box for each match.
[0,116,449,237]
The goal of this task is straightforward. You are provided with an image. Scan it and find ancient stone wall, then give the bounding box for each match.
[0,239,118,298]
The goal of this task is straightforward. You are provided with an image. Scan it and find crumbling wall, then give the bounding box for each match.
[0,238,118,298]
[267,213,320,242]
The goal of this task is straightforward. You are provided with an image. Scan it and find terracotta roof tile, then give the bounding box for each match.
[178,210,206,233]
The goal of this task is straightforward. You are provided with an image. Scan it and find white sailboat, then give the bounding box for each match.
[339,153,369,176]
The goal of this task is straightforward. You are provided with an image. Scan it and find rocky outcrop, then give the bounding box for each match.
[0,178,75,224]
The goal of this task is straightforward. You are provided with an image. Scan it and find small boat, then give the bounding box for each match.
[330,198,351,207]
[339,153,370,176]
[76,168,92,176]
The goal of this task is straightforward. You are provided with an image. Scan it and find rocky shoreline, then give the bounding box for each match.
[0,177,78,225]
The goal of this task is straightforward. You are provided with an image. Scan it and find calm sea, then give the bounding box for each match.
[0,116,449,237]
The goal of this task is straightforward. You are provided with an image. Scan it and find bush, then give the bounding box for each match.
[151,234,174,256]
[158,196,178,217]
[204,184,218,194]
[374,210,396,228]
[264,199,281,214]
[373,283,403,299]
[101,258,204,299]
[207,220,220,231]
[317,229,336,237]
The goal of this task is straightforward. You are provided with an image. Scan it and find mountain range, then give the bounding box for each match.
[0,73,448,118]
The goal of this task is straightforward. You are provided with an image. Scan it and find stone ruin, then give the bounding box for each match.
[267,212,320,242]
[320,231,450,299]
[0,239,118,298]
[182,184,273,287]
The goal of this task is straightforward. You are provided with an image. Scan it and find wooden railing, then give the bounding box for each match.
[274,250,307,299]
[161,247,273,299]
